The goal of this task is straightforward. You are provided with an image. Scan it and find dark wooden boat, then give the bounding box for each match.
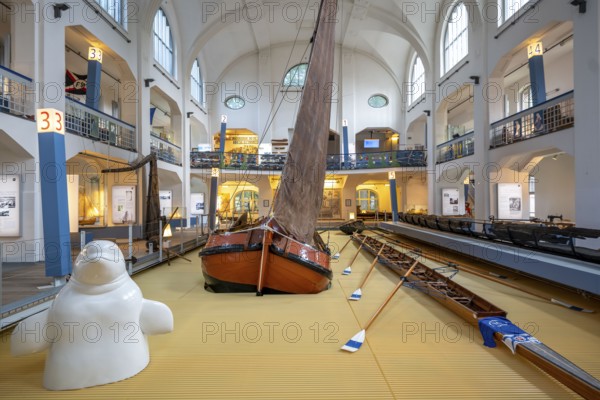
[339,220,365,235]
[351,233,600,399]
[200,0,338,295]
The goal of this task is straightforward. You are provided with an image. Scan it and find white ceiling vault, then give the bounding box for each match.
[157,0,438,84]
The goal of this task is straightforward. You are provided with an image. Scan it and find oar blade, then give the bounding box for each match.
[551,298,595,313]
[342,266,352,275]
[341,330,365,352]
[332,252,340,260]
[349,288,362,301]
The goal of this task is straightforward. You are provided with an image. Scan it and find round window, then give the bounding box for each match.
[225,96,245,110]
[368,94,389,108]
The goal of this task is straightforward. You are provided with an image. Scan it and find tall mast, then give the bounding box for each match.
[272,0,338,244]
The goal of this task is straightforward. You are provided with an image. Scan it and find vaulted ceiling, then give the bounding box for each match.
[164,0,440,82]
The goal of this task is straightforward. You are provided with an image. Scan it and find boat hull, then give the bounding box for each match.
[200,228,332,294]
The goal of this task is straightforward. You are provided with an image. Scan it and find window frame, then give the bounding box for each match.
[153,8,176,77]
[191,59,204,106]
[442,2,469,76]
[282,63,308,89]
[409,55,425,105]
[94,0,128,29]
[356,189,379,213]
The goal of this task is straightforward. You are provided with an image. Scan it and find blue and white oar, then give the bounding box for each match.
[342,259,419,352]
[349,244,387,301]
[343,236,368,275]
[334,237,353,260]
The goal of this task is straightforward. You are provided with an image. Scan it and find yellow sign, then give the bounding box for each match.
[88,47,103,63]
[527,42,543,59]
[388,171,396,180]
[36,108,65,134]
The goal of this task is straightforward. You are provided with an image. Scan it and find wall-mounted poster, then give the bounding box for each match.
[112,186,136,224]
[159,190,172,217]
[0,175,20,237]
[442,188,461,216]
[190,193,205,215]
[498,183,522,220]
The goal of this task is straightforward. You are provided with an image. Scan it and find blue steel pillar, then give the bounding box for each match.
[36,109,72,278]
[209,116,227,231]
[86,47,103,110]
[342,119,350,168]
[388,171,399,223]
[527,42,546,106]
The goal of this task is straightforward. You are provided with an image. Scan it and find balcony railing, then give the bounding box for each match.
[0,65,34,120]
[65,97,136,152]
[190,150,427,171]
[436,131,475,164]
[490,91,574,148]
[150,134,182,165]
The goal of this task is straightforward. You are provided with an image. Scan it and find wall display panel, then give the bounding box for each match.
[190,193,205,215]
[112,186,136,224]
[0,175,20,237]
[498,183,523,220]
[159,190,172,216]
[442,188,461,216]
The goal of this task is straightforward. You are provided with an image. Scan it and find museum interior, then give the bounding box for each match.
[0,0,599,398]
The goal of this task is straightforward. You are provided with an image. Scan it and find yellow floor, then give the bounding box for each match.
[1,232,599,399]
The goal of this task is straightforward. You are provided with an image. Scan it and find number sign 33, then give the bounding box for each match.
[36,108,65,135]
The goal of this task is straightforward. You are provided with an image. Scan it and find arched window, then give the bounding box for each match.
[499,0,527,25]
[518,84,532,112]
[153,8,175,76]
[191,59,203,104]
[409,55,425,104]
[442,2,468,75]
[233,190,259,213]
[283,63,308,87]
[356,189,379,213]
[95,0,127,28]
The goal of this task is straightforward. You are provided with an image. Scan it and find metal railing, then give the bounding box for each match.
[0,65,34,120]
[190,150,427,171]
[490,91,574,148]
[65,97,137,152]
[436,131,475,164]
[150,134,182,165]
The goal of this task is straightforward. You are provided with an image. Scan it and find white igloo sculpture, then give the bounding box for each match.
[11,240,174,390]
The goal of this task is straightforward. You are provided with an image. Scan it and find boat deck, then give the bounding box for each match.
[0,231,599,399]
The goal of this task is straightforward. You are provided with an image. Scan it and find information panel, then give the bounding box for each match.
[0,175,20,237]
[159,190,172,217]
[112,186,136,224]
[498,183,523,220]
[191,193,205,215]
[442,188,461,216]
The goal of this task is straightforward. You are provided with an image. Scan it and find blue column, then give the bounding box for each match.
[219,120,227,154]
[389,173,399,223]
[38,132,72,277]
[208,172,219,231]
[342,123,350,168]
[528,53,546,106]
[86,59,102,110]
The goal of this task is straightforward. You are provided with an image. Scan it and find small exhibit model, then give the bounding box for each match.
[11,240,174,390]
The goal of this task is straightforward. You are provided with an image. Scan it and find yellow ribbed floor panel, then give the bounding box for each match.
[1,232,599,399]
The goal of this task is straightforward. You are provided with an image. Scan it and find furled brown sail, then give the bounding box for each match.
[272,0,338,244]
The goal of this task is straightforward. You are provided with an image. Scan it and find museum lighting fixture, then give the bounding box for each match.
[53,3,70,18]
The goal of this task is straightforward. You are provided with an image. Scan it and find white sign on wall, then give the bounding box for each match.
[67,175,79,233]
[442,188,461,216]
[159,190,172,217]
[0,175,20,237]
[112,186,136,224]
[498,183,523,220]
[190,193,205,215]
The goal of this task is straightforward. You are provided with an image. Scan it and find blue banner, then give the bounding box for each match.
[478,317,540,354]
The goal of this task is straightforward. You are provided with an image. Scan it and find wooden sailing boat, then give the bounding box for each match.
[351,233,600,399]
[200,0,337,294]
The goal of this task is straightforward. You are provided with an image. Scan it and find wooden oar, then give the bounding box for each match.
[333,237,353,259]
[349,244,386,301]
[444,262,595,313]
[342,259,419,352]
[343,235,367,275]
